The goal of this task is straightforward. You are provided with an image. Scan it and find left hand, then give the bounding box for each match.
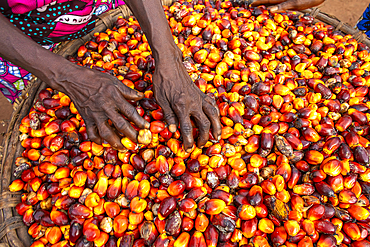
[152,52,222,152]
[250,0,325,12]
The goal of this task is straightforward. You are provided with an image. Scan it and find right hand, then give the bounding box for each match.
[58,64,150,150]
[250,0,325,12]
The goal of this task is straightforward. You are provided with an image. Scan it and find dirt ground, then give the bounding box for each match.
[0,0,369,144]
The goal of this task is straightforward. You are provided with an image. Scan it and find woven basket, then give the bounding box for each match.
[0,1,369,246]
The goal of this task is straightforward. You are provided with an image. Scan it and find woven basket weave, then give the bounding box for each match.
[0,1,369,246]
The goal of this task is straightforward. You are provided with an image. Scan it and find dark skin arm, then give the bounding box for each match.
[250,0,325,12]
[0,13,149,150]
[125,0,222,151]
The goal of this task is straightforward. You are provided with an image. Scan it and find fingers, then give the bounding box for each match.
[268,0,324,12]
[172,94,194,152]
[102,103,139,143]
[93,113,125,150]
[250,0,285,6]
[191,110,211,148]
[156,96,178,133]
[84,118,102,145]
[116,81,145,101]
[117,99,150,129]
[203,100,222,141]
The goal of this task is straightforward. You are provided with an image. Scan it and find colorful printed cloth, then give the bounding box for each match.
[357,4,370,38]
[0,0,125,103]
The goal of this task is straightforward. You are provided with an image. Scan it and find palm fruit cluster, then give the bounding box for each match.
[9,0,370,247]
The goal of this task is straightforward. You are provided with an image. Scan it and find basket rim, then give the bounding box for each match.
[0,1,369,246]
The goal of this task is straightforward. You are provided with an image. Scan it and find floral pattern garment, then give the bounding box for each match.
[357,4,370,37]
[0,0,124,103]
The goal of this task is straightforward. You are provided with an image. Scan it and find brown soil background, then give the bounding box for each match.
[0,0,369,143]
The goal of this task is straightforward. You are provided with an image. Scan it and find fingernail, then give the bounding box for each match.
[137,92,144,97]
[186,148,192,153]
[145,121,150,129]
[169,124,177,133]
[200,145,204,149]
[270,6,278,13]
[217,135,221,141]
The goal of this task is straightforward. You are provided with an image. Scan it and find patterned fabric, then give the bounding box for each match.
[0,0,125,103]
[357,4,370,37]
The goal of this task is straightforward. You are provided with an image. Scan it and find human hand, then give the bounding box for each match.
[59,64,149,150]
[250,0,325,12]
[152,52,222,152]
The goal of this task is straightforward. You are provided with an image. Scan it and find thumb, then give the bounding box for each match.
[268,0,299,12]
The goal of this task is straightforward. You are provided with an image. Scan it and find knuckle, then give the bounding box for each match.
[115,120,129,131]
[123,105,137,118]
[181,123,193,135]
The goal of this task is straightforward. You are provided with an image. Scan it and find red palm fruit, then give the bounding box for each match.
[293,183,315,195]
[107,177,122,200]
[327,174,344,193]
[9,179,24,192]
[258,218,274,234]
[347,205,370,221]
[68,203,92,219]
[104,202,121,218]
[238,204,256,220]
[321,159,342,177]
[343,222,361,241]
[305,150,324,165]
[152,233,170,247]
[204,199,226,215]
[314,220,336,235]
[284,220,300,236]
[339,190,357,204]
[158,196,177,220]
[189,231,207,247]
[302,219,315,236]
[50,210,68,226]
[275,162,292,182]
[322,137,341,155]
[93,176,108,198]
[45,120,61,136]
[47,226,62,244]
[113,215,128,238]
[352,240,370,247]
[129,211,144,225]
[157,155,169,175]
[38,162,57,174]
[138,179,150,199]
[121,137,138,151]
[195,213,209,232]
[73,171,87,187]
[168,180,186,197]
[317,234,336,247]
[126,180,139,200]
[271,226,287,246]
[94,231,109,246]
[130,197,147,214]
[15,202,32,216]
[150,121,165,133]
[179,198,197,213]
[252,235,271,247]
[307,204,325,221]
[255,204,269,218]
[139,221,158,246]
[83,222,101,242]
[36,184,49,201]
[272,175,285,192]
[298,236,313,247]
[174,232,190,247]
[241,218,258,239]
[182,216,194,231]
[261,180,277,195]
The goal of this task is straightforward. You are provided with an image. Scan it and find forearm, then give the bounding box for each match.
[0,13,73,92]
[124,0,179,60]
